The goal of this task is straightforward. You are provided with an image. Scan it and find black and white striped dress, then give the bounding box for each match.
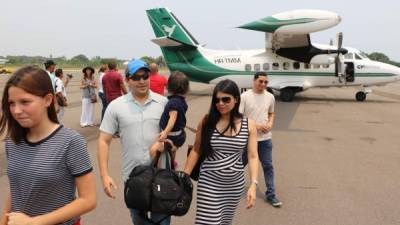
[195,118,248,225]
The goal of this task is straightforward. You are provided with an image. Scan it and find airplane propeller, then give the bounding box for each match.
[334,32,348,82]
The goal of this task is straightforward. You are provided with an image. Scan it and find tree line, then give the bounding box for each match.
[0,52,398,68]
[0,55,166,68]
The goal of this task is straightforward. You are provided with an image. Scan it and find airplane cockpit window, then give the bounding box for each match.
[263,63,270,71]
[359,52,370,59]
[293,62,300,70]
[313,64,321,69]
[245,64,252,71]
[304,63,311,69]
[254,64,261,71]
[355,54,362,60]
[344,53,354,60]
[283,62,290,70]
[272,63,279,70]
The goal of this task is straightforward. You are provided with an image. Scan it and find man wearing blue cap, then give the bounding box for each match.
[97,59,170,225]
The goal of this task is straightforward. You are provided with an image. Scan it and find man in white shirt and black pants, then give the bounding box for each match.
[239,71,283,207]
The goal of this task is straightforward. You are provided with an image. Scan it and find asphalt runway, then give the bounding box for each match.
[1,71,400,225]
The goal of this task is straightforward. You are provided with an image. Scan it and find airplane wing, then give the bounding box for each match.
[239,10,341,64]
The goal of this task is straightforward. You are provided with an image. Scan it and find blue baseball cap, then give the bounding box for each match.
[126,59,150,77]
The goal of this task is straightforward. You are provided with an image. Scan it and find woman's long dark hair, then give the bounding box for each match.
[200,79,242,157]
[0,65,59,143]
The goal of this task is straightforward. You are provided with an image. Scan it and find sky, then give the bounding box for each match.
[1,0,399,61]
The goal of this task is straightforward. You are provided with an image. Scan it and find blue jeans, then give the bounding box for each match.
[242,139,276,198]
[98,92,108,121]
[129,209,171,225]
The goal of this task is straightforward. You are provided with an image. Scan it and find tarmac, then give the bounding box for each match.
[1,71,400,225]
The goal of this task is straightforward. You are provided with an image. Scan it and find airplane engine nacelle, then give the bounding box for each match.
[239,10,341,35]
[310,55,335,65]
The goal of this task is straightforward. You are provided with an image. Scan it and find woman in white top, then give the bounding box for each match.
[80,66,97,127]
[97,65,108,121]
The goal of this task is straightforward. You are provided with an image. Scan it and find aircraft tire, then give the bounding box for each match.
[355,91,366,101]
[280,88,295,102]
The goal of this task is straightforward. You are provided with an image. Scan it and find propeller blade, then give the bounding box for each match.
[337,32,343,50]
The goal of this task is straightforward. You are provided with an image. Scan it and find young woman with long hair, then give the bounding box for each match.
[0,66,96,225]
[184,79,259,225]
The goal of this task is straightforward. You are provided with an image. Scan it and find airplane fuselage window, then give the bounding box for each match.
[355,54,362,60]
[293,62,300,70]
[263,63,270,71]
[245,64,252,71]
[254,64,261,71]
[304,63,311,69]
[313,64,321,69]
[272,62,279,70]
[283,62,290,70]
[323,64,329,69]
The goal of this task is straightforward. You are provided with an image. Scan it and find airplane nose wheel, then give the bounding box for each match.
[355,91,367,101]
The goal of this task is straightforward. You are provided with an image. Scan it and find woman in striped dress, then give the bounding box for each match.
[185,79,259,225]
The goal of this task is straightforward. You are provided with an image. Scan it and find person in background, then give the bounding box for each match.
[102,61,127,104]
[54,68,71,121]
[44,59,57,91]
[149,63,167,96]
[239,71,283,207]
[98,59,170,225]
[184,79,259,225]
[97,65,108,120]
[80,66,97,127]
[0,65,96,225]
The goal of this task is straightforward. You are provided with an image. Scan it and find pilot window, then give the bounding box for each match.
[313,64,321,69]
[344,53,354,60]
[283,62,290,70]
[293,62,300,70]
[254,64,261,71]
[263,63,270,71]
[304,63,311,69]
[355,54,362,60]
[245,64,251,71]
[272,63,279,70]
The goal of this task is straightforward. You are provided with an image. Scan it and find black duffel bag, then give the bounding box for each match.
[124,143,193,218]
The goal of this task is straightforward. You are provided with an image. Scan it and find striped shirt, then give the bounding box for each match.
[5,125,93,225]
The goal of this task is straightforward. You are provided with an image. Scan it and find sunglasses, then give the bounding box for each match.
[258,80,268,84]
[130,72,149,81]
[214,96,232,104]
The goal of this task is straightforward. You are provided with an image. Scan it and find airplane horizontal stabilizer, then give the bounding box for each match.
[151,36,197,50]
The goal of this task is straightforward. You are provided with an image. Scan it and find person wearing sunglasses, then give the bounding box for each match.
[184,79,259,225]
[239,71,283,208]
[97,59,171,225]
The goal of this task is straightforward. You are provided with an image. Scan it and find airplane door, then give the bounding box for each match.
[344,62,355,82]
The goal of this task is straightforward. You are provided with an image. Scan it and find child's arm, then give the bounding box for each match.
[159,110,178,140]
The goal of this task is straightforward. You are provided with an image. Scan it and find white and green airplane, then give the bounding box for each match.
[146,8,400,101]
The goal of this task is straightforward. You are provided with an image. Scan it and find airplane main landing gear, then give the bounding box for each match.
[280,88,295,102]
[355,91,367,101]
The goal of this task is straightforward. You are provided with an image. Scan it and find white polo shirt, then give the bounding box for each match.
[100,91,167,181]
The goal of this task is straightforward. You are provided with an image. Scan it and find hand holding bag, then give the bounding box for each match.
[124,143,193,221]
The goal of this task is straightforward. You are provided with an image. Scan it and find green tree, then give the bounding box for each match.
[140,56,156,65]
[71,54,90,63]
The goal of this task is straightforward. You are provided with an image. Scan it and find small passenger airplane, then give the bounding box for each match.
[146,8,400,101]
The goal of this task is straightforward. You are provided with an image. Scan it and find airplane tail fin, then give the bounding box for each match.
[146,7,199,48]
